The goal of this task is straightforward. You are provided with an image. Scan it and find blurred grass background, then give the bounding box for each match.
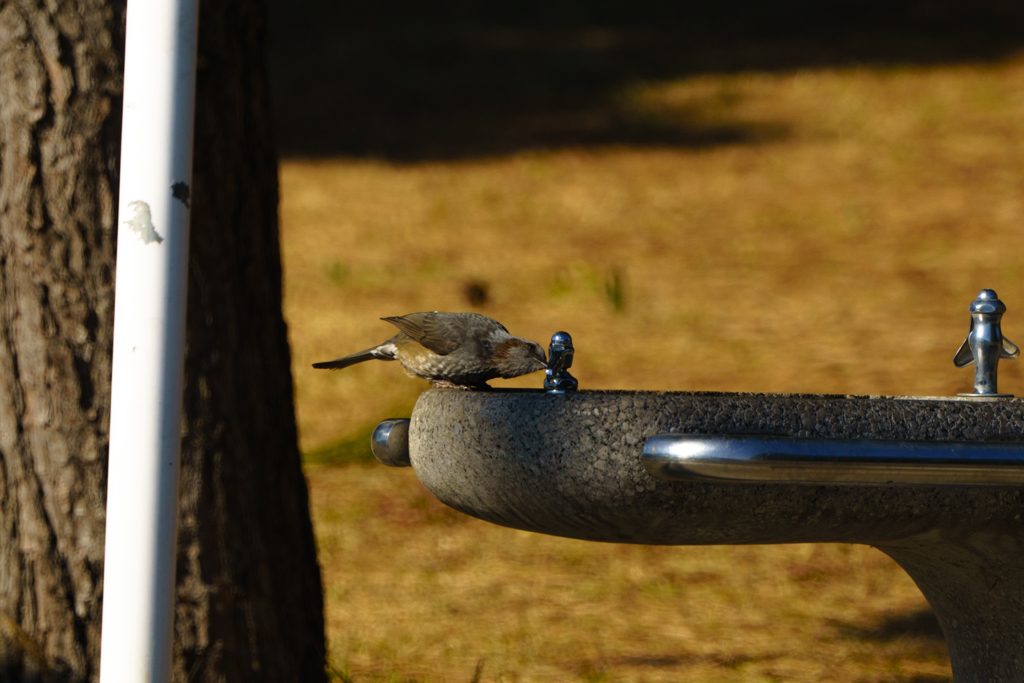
[268,1,1024,680]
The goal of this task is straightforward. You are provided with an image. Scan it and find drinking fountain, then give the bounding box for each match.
[369,290,1024,683]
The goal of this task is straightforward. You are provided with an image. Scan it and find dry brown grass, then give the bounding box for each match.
[284,57,1024,450]
[308,465,948,683]
[281,54,1024,681]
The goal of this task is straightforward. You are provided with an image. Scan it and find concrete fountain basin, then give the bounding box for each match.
[405,388,1024,682]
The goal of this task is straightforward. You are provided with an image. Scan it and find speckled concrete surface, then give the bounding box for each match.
[409,389,1024,682]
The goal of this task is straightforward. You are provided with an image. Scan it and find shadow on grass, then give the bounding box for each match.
[267,0,1024,161]
[832,607,946,643]
[573,651,783,678]
[579,637,948,680]
[610,651,779,668]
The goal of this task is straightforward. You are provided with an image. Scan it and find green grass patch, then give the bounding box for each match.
[303,401,416,467]
[303,422,381,467]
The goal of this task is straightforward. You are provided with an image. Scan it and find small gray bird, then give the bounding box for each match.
[313,312,548,389]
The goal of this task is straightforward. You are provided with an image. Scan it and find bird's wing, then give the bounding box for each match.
[382,313,462,355]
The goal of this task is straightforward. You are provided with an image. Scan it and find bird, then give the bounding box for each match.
[313,312,548,389]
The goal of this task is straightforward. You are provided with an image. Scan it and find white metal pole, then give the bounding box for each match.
[99,0,199,678]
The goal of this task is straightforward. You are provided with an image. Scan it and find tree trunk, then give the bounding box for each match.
[0,0,326,680]
[0,0,122,678]
[173,0,326,678]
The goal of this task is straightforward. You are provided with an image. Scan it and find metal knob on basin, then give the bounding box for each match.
[955,288,1019,397]
[371,418,411,467]
[544,331,578,394]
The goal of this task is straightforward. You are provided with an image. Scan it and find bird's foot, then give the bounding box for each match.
[431,380,490,390]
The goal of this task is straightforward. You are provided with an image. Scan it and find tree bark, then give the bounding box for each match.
[0,0,122,678]
[0,0,325,680]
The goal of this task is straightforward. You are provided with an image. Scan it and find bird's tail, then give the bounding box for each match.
[312,343,396,370]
